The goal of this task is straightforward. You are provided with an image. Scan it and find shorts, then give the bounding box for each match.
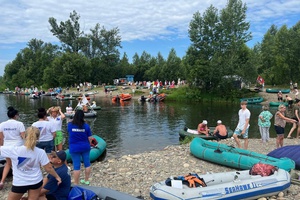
[275,125,285,135]
[54,130,63,146]
[46,194,57,200]
[234,128,249,139]
[36,140,54,153]
[11,180,43,193]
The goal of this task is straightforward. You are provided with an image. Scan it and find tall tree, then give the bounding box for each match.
[48,10,88,53]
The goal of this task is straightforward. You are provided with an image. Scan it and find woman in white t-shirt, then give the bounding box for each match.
[32,108,56,153]
[0,126,61,199]
[47,106,65,151]
[0,106,25,190]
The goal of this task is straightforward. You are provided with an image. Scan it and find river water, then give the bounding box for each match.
[0,94,291,158]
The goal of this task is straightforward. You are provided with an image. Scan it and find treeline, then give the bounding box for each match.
[2,0,300,99]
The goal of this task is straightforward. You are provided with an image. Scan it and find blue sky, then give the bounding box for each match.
[0,0,299,76]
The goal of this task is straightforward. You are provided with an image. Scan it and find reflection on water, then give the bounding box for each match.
[0,94,293,158]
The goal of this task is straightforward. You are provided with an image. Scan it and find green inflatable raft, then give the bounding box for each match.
[65,135,106,163]
[179,126,233,140]
[190,137,295,171]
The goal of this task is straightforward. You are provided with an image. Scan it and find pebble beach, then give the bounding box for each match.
[1,87,300,200]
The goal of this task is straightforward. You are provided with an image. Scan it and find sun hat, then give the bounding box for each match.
[51,150,66,162]
[217,120,222,124]
[202,120,208,125]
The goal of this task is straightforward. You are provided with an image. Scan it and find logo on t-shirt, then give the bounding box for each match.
[17,157,31,171]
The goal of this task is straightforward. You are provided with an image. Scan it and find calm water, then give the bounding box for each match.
[0,94,290,158]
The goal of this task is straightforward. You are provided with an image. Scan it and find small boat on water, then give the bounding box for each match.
[269,101,288,107]
[190,138,295,171]
[266,88,290,93]
[112,93,132,102]
[150,169,290,200]
[64,110,97,118]
[65,135,106,163]
[267,145,300,170]
[240,97,263,104]
[179,127,233,140]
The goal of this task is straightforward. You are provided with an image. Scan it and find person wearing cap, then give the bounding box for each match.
[233,101,251,149]
[277,91,283,102]
[258,106,273,143]
[38,150,71,200]
[47,106,65,151]
[197,120,210,136]
[213,120,228,141]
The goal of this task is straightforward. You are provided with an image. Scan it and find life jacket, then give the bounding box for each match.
[183,174,207,188]
[165,173,207,188]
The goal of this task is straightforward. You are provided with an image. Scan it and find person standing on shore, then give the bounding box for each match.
[287,100,300,139]
[277,91,283,102]
[274,105,297,148]
[32,108,56,154]
[0,107,26,190]
[233,101,251,149]
[0,126,61,200]
[67,110,93,185]
[258,105,273,143]
[47,106,65,151]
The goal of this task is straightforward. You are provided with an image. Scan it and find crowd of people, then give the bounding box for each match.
[0,105,95,200]
[185,99,300,150]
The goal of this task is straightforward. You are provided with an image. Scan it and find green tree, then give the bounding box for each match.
[48,10,88,53]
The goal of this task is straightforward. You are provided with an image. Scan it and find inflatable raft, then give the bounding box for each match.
[65,135,106,163]
[150,169,290,200]
[190,138,295,171]
[179,127,233,140]
[267,145,300,170]
[77,185,140,200]
[64,110,97,118]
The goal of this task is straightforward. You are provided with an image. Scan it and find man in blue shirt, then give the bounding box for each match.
[39,150,71,200]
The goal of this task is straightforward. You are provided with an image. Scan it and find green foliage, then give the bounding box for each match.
[179,136,194,144]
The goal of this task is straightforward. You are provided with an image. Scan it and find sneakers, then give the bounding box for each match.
[80,179,90,185]
[287,136,293,139]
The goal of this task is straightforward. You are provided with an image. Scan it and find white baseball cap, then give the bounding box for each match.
[217,120,222,124]
[202,120,208,124]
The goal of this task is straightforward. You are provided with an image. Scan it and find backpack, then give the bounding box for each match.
[68,186,99,200]
[249,163,278,177]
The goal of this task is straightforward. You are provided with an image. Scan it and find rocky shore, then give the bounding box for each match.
[1,87,300,200]
[1,138,300,200]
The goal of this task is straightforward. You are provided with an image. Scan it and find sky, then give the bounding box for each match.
[0,0,299,76]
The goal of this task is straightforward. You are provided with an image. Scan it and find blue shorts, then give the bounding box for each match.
[275,125,285,135]
[70,150,91,170]
[36,140,54,153]
[234,128,249,139]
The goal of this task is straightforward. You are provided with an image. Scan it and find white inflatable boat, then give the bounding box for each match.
[150,169,290,200]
